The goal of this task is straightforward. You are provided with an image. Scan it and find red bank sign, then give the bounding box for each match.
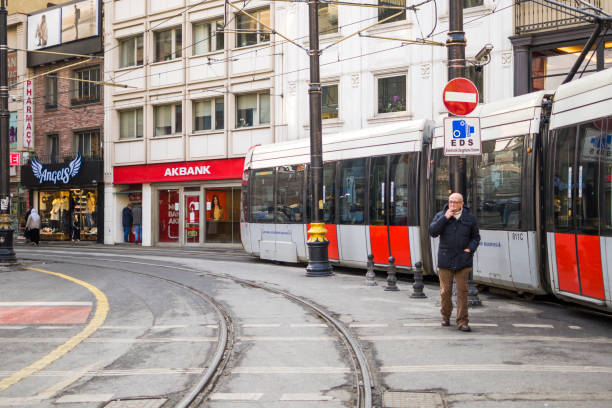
[113,158,245,184]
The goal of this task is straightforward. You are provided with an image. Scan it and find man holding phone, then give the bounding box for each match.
[429,193,480,332]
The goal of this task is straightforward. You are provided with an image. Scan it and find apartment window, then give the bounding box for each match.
[119,108,143,139]
[236,92,270,128]
[465,65,484,103]
[47,134,59,162]
[193,19,224,55]
[378,75,406,114]
[236,8,270,48]
[463,0,484,8]
[74,130,100,158]
[319,4,338,35]
[194,98,224,131]
[46,75,57,109]
[322,84,339,119]
[72,66,100,105]
[378,0,406,23]
[119,35,143,68]
[154,103,182,136]
[155,28,182,62]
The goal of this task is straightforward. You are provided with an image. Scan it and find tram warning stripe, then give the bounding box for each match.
[0,306,92,325]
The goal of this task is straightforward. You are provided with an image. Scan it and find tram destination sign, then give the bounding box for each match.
[443,117,482,156]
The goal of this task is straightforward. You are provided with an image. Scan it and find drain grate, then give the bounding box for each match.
[104,398,167,408]
[383,391,445,408]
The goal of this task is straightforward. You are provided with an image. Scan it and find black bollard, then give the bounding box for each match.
[410,261,427,298]
[365,254,377,286]
[384,256,399,291]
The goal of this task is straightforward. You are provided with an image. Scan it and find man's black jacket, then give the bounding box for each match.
[429,204,480,271]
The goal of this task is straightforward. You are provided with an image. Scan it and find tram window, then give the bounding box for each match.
[601,117,612,236]
[576,121,603,234]
[475,137,524,229]
[433,151,450,214]
[339,158,366,224]
[276,165,305,223]
[250,168,276,223]
[552,127,577,231]
[390,153,418,226]
[323,162,336,224]
[370,157,387,226]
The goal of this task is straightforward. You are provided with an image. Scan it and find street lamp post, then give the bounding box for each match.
[305,0,332,277]
[0,0,17,265]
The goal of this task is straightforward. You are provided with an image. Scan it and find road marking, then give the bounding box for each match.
[280,393,336,401]
[0,302,92,306]
[232,366,350,374]
[403,323,441,327]
[447,391,612,402]
[0,326,25,330]
[380,364,612,373]
[469,323,498,327]
[37,326,78,330]
[350,323,388,328]
[239,336,333,341]
[0,306,93,324]
[0,368,204,377]
[0,267,109,393]
[152,325,189,329]
[359,335,612,344]
[0,397,41,406]
[512,323,554,328]
[569,325,582,330]
[0,337,215,344]
[242,323,281,328]
[209,393,263,401]
[36,362,103,399]
[55,394,114,403]
[290,323,327,328]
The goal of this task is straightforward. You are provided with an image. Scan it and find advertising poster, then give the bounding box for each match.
[7,52,17,86]
[9,112,17,150]
[206,190,227,221]
[27,9,61,50]
[62,0,98,43]
[158,190,179,242]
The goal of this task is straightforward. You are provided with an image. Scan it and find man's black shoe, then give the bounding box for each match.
[441,319,450,327]
[458,325,471,332]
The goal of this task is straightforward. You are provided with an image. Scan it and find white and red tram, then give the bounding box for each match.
[241,67,612,311]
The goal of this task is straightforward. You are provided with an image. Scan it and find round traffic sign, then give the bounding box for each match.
[443,78,479,116]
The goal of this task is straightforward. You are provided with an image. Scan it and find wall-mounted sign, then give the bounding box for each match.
[7,52,17,86]
[23,80,34,148]
[9,153,20,166]
[113,158,245,184]
[61,0,99,43]
[31,153,83,184]
[27,8,62,50]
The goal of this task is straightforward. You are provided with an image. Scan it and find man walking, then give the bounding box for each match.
[122,203,133,243]
[429,193,480,332]
[132,205,142,243]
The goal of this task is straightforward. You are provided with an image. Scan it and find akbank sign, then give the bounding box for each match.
[31,154,83,184]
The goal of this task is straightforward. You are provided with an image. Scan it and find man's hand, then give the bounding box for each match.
[464,248,471,253]
[445,209,454,219]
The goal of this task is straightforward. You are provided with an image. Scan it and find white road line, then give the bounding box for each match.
[242,324,281,328]
[239,336,333,341]
[0,368,204,377]
[232,367,350,374]
[447,391,612,402]
[36,362,103,399]
[512,324,554,328]
[37,326,77,330]
[0,397,41,406]
[290,323,327,328]
[55,394,114,404]
[359,335,612,344]
[0,336,336,343]
[381,364,612,373]
[470,323,499,327]
[0,302,92,306]
[280,393,336,401]
[403,323,442,327]
[209,393,263,401]
[350,323,389,328]
[0,326,25,330]
[152,325,189,329]
[569,325,582,330]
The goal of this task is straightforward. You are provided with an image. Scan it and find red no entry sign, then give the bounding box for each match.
[443,78,479,116]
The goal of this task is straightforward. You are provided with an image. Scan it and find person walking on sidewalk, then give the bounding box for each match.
[429,192,480,332]
[26,208,41,246]
[122,203,133,243]
[132,205,142,243]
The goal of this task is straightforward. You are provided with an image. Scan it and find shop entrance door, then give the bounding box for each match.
[184,193,201,245]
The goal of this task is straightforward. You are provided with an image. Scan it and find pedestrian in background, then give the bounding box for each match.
[122,203,133,243]
[26,208,41,246]
[132,205,142,243]
[24,207,32,243]
[429,192,480,332]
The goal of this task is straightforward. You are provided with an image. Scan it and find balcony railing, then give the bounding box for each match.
[515,0,611,35]
[24,154,103,165]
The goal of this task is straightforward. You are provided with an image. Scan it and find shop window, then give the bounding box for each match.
[119,108,143,139]
[236,8,270,48]
[339,158,366,224]
[38,191,70,240]
[319,3,338,35]
[463,0,483,8]
[154,103,182,136]
[46,75,57,109]
[251,168,275,222]
[378,0,405,23]
[322,84,339,119]
[47,134,59,163]
[194,98,224,131]
[475,136,524,229]
[119,35,143,68]
[155,28,182,62]
[377,75,406,114]
[159,189,180,242]
[74,130,100,158]
[193,19,224,55]
[277,165,306,223]
[72,66,100,105]
[236,92,270,128]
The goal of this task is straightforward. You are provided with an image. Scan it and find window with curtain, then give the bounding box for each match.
[154,104,181,136]
[74,130,100,158]
[119,108,143,139]
[236,8,270,47]
[155,28,182,62]
[119,35,143,68]
[72,66,100,105]
[194,98,224,131]
[193,19,224,55]
[46,75,57,109]
[378,75,406,113]
[236,92,270,128]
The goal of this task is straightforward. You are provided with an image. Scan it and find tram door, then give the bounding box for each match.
[368,154,417,267]
[550,120,607,300]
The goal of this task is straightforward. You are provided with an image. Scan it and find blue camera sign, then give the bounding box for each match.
[443,117,481,156]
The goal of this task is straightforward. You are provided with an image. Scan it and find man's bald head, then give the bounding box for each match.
[449,193,463,203]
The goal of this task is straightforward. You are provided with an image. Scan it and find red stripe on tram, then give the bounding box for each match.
[389,226,411,266]
[555,233,580,294]
[576,235,605,300]
[306,224,339,260]
[369,225,390,264]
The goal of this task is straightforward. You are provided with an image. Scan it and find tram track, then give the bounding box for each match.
[19,251,374,408]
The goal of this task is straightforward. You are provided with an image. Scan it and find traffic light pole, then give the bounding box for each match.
[305,0,332,276]
[0,0,17,265]
[447,0,480,305]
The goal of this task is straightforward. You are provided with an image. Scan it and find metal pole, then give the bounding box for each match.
[305,0,332,276]
[0,0,17,265]
[447,0,479,305]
